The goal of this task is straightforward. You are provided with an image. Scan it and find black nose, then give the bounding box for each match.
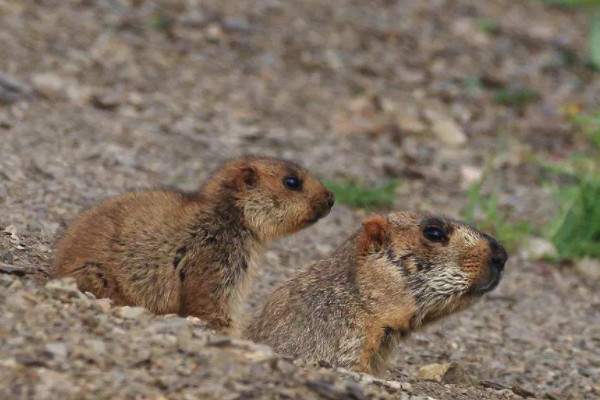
[488,238,508,272]
[326,191,335,209]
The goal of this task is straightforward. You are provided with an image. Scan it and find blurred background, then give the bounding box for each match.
[0,1,599,399]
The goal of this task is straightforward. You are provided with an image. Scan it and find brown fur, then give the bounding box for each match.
[53,156,334,334]
[246,211,508,375]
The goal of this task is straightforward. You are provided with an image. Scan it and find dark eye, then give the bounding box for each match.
[283,176,302,191]
[423,226,446,242]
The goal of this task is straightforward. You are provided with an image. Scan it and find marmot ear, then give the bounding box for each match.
[234,165,257,189]
[358,215,389,254]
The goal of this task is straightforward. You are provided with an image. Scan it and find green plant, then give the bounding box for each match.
[324,179,399,210]
[550,178,600,259]
[531,129,600,260]
[494,87,541,109]
[544,0,600,69]
[463,177,533,252]
[150,15,173,31]
[476,18,499,34]
[572,112,600,149]
[463,76,483,93]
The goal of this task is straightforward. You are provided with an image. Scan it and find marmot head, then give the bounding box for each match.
[357,211,508,329]
[205,156,334,242]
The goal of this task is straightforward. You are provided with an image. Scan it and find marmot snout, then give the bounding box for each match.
[247,211,507,374]
[53,156,334,333]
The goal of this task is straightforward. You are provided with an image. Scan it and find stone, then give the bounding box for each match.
[424,109,467,146]
[518,237,557,260]
[115,306,148,320]
[87,339,106,355]
[45,342,68,360]
[417,363,473,386]
[93,298,112,313]
[0,262,26,276]
[576,258,600,282]
[460,165,484,189]
[147,317,188,335]
[511,385,536,398]
[430,118,467,146]
[396,114,427,135]
[45,278,80,300]
[31,73,68,100]
[31,73,90,103]
[91,91,121,110]
[177,325,204,354]
[0,72,32,104]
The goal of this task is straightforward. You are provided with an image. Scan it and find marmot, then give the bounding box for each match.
[247,212,507,374]
[53,156,335,333]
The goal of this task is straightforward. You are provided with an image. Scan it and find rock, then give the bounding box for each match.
[87,339,106,355]
[3,224,19,240]
[430,117,467,146]
[511,385,536,398]
[0,262,28,276]
[206,23,225,42]
[147,317,188,335]
[180,11,208,28]
[518,237,557,260]
[396,114,427,135]
[45,342,68,360]
[480,380,510,390]
[423,109,467,146]
[331,112,390,136]
[221,16,250,32]
[0,72,32,104]
[45,278,80,300]
[377,379,411,392]
[576,258,600,282]
[177,325,204,354]
[460,165,484,189]
[91,91,121,110]
[417,363,473,386]
[345,381,368,400]
[31,73,90,102]
[93,298,112,313]
[115,306,148,320]
[337,367,361,380]
[207,335,232,347]
[31,73,68,99]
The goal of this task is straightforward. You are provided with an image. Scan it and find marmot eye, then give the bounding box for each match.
[423,226,446,242]
[283,176,302,191]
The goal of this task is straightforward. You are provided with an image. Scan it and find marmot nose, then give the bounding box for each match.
[326,191,335,209]
[489,244,508,273]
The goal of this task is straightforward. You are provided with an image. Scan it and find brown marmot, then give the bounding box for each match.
[246,211,507,374]
[53,156,334,333]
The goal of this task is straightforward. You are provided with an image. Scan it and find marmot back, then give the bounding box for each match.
[53,156,335,333]
[246,211,507,374]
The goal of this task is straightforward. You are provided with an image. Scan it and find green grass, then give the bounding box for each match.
[150,15,173,31]
[550,178,600,259]
[530,113,600,260]
[494,87,540,109]
[463,178,533,252]
[572,112,600,149]
[465,106,600,260]
[543,0,600,7]
[476,18,499,34]
[543,0,600,69]
[463,76,483,93]
[324,180,399,210]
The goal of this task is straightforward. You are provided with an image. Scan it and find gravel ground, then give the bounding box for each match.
[1,0,599,399]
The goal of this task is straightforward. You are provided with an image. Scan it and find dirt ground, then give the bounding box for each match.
[1,0,599,399]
